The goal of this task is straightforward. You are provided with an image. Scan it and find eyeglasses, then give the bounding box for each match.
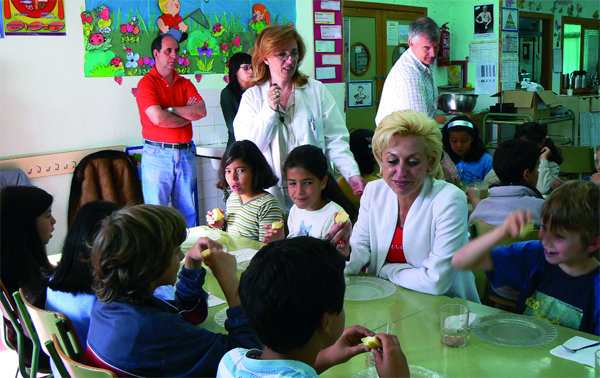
[239,64,253,71]
[275,50,299,61]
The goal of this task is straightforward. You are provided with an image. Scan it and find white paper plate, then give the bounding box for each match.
[470,313,557,346]
[344,276,396,301]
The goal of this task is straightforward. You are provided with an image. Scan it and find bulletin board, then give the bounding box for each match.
[81,0,296,78]
[312,0,343,83]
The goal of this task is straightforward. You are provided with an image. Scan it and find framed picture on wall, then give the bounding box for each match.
[501,7,518,32]
[347,81,373,108]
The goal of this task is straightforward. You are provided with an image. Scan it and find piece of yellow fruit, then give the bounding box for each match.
[519,220,534,238]
[361,336,382,349]
[271,221,284,230]
[212,208,224,221]
[201,248,211,259]
[334,210,349,224]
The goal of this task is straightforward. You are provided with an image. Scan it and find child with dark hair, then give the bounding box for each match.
[221,52,253,149]
[485,121,564,194]
[264,145,356,245]
[469,139,545,228]
[338,129,380,208]
[454,181,600,335]
[1,185,55,367]
[217,236,409,377]
[207,140,284,242]
[87,204,260,376]
[515,122,563,193]
[442,115,492,183]
[46,201,119,349]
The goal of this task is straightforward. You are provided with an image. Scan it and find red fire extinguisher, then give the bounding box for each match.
[439,22,450,67]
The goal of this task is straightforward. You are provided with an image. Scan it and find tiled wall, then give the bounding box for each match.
[192,83,346,224]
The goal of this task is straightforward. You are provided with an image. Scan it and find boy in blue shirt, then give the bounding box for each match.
[453,180,599,335]
[217,236,409,377]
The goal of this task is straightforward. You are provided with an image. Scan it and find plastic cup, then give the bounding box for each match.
[440,303,469,347]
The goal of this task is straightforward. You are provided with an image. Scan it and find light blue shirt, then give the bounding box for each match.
[217,348,318,377]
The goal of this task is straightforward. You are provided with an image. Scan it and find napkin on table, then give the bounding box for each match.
[549,336,600,367]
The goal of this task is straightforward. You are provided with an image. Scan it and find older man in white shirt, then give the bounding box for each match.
[375,17,440,125]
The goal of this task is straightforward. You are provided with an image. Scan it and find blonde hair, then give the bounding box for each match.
[158,0,169,14]
[252,25,308,86]
[542,180,599,249]
[373,110,443,179]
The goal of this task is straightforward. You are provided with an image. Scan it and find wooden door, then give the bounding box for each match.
[343,2,426,132]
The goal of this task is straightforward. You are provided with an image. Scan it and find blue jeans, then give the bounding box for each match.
[141,141,197,226]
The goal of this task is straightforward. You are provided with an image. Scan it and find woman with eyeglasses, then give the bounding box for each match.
[221,52,254,149]
[234,25,364,210]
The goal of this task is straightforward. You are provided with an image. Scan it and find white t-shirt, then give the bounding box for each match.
[287,201,344,239]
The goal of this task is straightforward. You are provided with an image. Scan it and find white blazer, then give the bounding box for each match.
[346,178,480,302]
[234,79,360,206]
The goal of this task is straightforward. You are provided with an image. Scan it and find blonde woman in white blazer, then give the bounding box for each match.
[344,110,479,302]
[233,25,363,209]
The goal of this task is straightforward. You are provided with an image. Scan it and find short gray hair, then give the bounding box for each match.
[409,17,440,42]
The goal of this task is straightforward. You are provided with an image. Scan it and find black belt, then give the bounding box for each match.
[144,140,192,150]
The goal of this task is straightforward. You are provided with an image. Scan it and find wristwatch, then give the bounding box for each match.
[167,107,175,113]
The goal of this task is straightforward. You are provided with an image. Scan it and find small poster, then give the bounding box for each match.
[316,66,336,80]
[501,7,518,32]
[3,0,66,36]
[320,25,342,39]
[316,40,336,52]
[315,12,335,24]
[474,4,494,40]
[347,81,373,108]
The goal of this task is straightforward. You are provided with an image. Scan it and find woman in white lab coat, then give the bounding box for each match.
[234,25,364,209]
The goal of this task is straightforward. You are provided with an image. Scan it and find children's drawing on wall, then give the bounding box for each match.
[248,3,271,35]
[82,0,295,78]
[157,0,189,37]
[474,4,494,39]
[347,81,373,108]
[3,0,66,36]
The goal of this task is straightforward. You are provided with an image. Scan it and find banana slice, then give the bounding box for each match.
[271,221,284,230]
[201,248,211,259]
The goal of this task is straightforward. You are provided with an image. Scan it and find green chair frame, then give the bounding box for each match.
[13,288,84,378]
[51,334,117,377]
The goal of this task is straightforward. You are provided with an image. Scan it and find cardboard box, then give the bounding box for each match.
[492,90,560,119]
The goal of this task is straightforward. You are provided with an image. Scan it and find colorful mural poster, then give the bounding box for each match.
[82,0,296,78]
[3,0,66,36]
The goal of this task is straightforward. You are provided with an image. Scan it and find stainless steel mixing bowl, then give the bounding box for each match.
[437,93,478,113]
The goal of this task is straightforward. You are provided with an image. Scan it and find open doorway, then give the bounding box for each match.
[518,11,553,90]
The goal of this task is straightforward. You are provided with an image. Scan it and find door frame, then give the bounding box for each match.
[342,2,427,100]
[519,11,553,91]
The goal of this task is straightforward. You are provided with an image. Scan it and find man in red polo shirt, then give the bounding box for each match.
[136,33,206,226]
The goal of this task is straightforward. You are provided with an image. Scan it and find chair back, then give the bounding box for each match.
[15,288,84,360]
[53,335,117,377]
[558,145,595,175]
[1,280,27,375]
[67,149,144,228]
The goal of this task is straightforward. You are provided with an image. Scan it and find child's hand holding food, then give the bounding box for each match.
[206,208,225,230]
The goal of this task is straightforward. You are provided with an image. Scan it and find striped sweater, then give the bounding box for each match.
[225,192,284,241]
